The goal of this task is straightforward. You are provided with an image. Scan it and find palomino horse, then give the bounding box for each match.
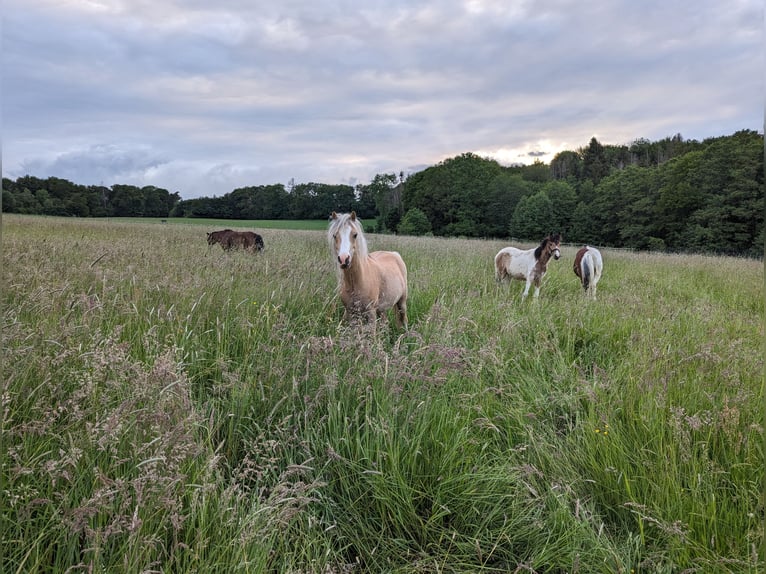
[328,211,408,329]
[494,233,562,299]
[573,245,603,299]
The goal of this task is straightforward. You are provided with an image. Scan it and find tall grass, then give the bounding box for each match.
[2,214,763,573]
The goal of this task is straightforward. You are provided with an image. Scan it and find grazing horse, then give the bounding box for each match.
[226,231,264,252]
[328,211,408,329]
[494,233,562,299]
[207,229,264,252]
[207,229,233,247]
[573,246,603,299]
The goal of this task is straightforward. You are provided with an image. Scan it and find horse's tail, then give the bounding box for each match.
[581,253,592,291]
[495,251,509,281]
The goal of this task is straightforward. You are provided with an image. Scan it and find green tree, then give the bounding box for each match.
[520,159,551,183]
[550,150,583,181]
[656,151,705,249]
[509,192,554,240]
[581,137,610,185]
[541,180,577,237]
[66,193,90,217]
[364,173,401,232]
[688,130,764,254]
[353,183,378,219]
[2,189,16,212]
[481,173,533,237]
[398,207,432,236]
[110,185,144,217]
[403,153,505,236]
[142,186,172,217]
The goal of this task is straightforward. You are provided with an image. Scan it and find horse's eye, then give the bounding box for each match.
[352,233,358,239]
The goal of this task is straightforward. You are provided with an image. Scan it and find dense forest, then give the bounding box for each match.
[3,130,763,256]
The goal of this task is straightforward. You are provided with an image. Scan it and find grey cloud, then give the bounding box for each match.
[18,145,169,187]
[3,0,762,199]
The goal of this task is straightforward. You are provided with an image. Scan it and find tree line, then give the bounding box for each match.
[1,177,180,218]
[3,130,763,256]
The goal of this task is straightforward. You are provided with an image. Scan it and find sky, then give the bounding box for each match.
[3,0,763,200]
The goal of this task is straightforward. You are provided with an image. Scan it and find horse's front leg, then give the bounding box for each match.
[531,272,543,299]
[521,280,532,299]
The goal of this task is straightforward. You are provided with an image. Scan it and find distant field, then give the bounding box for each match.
[131,216,330,230]
[2,214,763,574]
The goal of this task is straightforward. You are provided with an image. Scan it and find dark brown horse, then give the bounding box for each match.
[207,229,264,252]
[207,229,234,247]
[226,231,264,252]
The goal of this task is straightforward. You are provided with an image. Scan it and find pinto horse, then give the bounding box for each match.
[328,211,408,329]
[494,233,562,299]
[573,245,603,299]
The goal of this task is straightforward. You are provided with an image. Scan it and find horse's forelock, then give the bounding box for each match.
[328,212,368,258]
[328,212,351,240]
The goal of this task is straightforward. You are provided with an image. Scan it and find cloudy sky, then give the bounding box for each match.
[3,0,763,199]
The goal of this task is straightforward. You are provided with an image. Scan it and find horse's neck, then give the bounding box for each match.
[535,252,551,271]
[341,255,370,289]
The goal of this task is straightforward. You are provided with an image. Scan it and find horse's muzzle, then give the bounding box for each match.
[338,255,351,268]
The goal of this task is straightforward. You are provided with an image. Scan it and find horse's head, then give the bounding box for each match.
[255,234,265,251]
[548,233,562,260]
[329,211,366,269]
[537,233,561,262]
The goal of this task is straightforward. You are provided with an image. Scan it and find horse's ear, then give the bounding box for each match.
[351,211,357,221]
[330,211,338,220]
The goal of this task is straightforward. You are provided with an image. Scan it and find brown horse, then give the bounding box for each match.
[225,231,264,252]
[495,233,562,299]
[207,229,233,247]
[328,211,408,329]
[207,229,264,252]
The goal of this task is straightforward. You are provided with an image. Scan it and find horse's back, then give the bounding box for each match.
[575,246,603,277]
[369,250,408,299]
[370,250,407,280]
[575,246,603,294]
[495,246,533,280]
[573,247,588,279]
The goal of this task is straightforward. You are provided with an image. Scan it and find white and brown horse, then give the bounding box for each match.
[328,211,408,329]
[573,245,603,299]
[494,233,562,299]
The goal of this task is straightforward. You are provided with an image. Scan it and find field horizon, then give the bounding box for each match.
[2,213,763,573]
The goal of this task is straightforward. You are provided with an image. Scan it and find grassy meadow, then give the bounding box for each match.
[132,217,331,231]
[2,214,763,573]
